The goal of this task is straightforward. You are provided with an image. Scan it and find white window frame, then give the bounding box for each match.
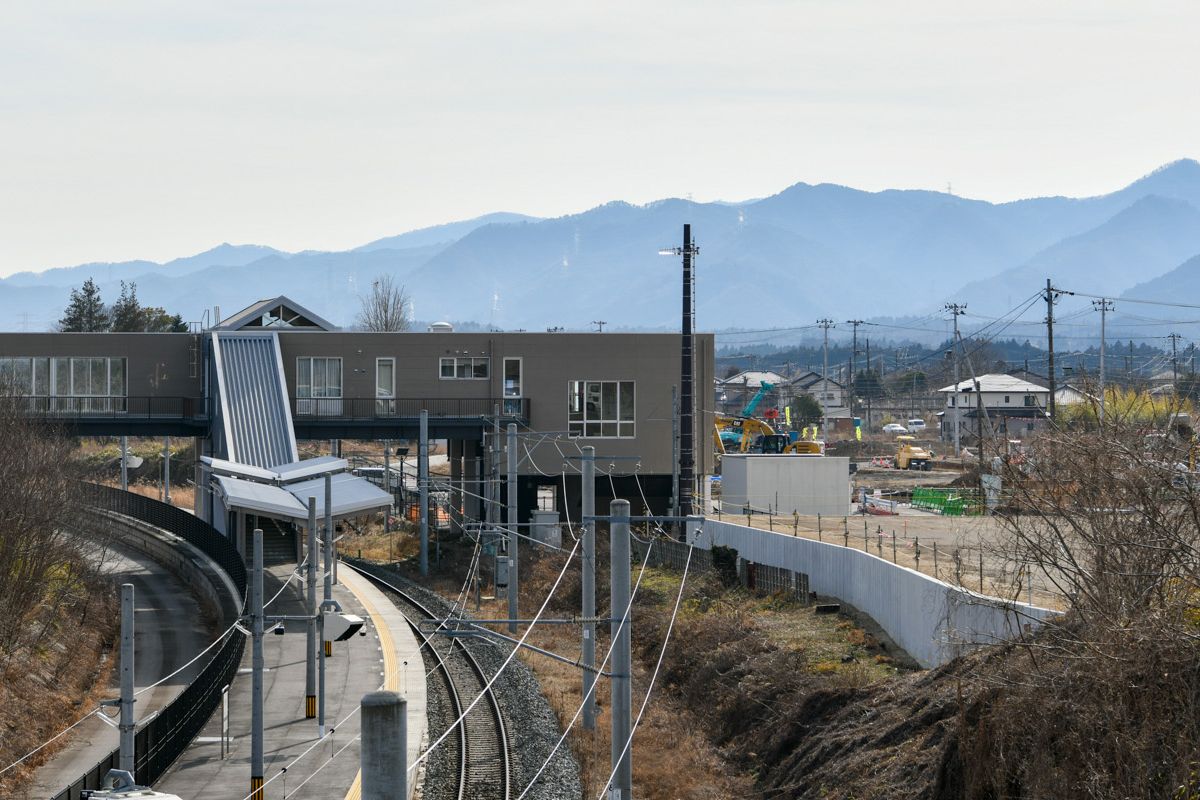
[296,356,343,416]
[439,356,490,380]
[376,357,395,415]
[567,379,636,439]
[503,357,523,415]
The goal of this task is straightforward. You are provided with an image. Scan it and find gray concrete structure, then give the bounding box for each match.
[720,454,851,516]
[361,691,406,800]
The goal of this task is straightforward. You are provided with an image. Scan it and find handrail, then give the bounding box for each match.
[290,396,529,420]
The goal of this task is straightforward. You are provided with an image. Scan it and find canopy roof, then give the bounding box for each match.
[215,472,391,522]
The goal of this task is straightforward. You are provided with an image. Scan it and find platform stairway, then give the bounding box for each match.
[247,516,299,566]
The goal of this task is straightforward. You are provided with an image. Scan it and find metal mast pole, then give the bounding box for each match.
[817,320,835,439]
[120,435,128,491]
[945,304,966,456]
[319,474,333,737]
[507,423,518,633]
[679,224,696,519]
[581,446,597,730]
[119,583,135,773]
[609,498,633,800]
[1046,279,1057,421]
[419,408,429,576]
[305,497,317,719]
[163,436,171,504]
[383,439,391,544]
[1094,299,1113,423]
[250,528,264,800]
[670,385,679,522]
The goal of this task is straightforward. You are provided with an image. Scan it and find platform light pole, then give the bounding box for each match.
[660,226,700,521]
[305,497,318,719]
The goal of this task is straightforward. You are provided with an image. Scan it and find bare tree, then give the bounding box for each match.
[356,275,412,332]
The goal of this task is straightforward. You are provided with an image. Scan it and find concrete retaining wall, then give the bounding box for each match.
[690,518,1053,668]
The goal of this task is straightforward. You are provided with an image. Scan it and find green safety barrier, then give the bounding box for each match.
[909,487,983,516]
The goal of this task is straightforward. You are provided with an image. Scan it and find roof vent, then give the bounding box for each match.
[428,321,454,333]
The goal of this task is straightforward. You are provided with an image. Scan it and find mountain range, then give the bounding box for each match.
[4,160,1200,333]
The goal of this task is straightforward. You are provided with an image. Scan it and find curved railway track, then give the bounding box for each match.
[346,564,511,800]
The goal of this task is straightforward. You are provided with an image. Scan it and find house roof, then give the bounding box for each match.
[214,296,338,331]
[938,373,1049,393]
[789,371,844,390]
[717,370,785,388]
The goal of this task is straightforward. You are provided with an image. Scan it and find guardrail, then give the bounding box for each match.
[50,485,246,799]
[19,396,206,420]
[290,396,529,420]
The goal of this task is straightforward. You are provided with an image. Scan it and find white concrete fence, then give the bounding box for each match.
[689,518,1054,668]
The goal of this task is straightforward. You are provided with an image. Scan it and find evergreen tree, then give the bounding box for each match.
[57,278,110,332]
[142,307,188,333]
[109,281,144,332]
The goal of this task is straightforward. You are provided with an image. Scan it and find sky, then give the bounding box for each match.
[2,0,1199,276]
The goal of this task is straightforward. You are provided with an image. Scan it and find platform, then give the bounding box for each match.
[154,557,426,800]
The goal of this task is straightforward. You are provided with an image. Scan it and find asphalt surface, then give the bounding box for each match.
[28,540,210,799]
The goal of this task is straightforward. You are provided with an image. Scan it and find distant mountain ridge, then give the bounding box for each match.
[3,160,1200,331]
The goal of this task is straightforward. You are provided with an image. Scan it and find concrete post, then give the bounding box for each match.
[120,435,128,492]
[581,446,597,730]
[609,499,633,800]
[507,423,518,633]
[419,409,429,576]
[163,436,171,505]
[306,497,317,719]
[361,691,407,800]
[119,583,135,773]
[320,475,333,737]
[251,528,264,799]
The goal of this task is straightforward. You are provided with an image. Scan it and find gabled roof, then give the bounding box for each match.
[214,296,338,331]
[789,371,844,390]
[938,374,1049,393]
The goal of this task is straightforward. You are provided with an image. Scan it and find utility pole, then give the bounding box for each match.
[1045,279,1059,421]
[581,446,597,731]
[846,319,863,415]
[1093,299,1113,423]
[419,409,429,576]
[608,499,633,800]
[660,225,700,519]
[119,583,135,773]
[865,337,873,429]
[945,304,967,457]
[250,528,264,800]
[507,423,518,634]
[1169,332,1183,388]
[592,320,607,332]
[305,497,317,720]
[817,319,835,439]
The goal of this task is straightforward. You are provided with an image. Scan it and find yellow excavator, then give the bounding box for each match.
[714,415,824,456]
[894,435,933,470]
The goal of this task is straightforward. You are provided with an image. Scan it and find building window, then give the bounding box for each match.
[297,357,342,416]
[439,356,489,380]
[503,357,522,415]
[376,358,395,415]
[1024,395,1036,407]
[0,356,126,412]
[568,380,635,438]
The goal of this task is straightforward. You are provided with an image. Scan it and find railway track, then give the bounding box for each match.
[346,563,511,800]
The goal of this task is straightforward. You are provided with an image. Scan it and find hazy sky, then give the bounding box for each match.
[2,1,1199,276]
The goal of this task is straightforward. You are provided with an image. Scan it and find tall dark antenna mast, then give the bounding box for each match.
[660,225,700,523]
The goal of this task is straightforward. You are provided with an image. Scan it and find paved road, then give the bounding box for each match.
[26,541,211,799]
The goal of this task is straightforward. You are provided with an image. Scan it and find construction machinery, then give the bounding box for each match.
[894,435,933,470]
[714,415,824,456]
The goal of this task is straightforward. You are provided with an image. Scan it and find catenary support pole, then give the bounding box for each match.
[581,446,597,730]
[305,497,317,719]
[119,583,135,773]
[507,423,519,633]
[609,499,633,800]
[319,475,332,737]
[120,435,128,492]
[163,436,171,504]
[361,691,406,800]
[383,439,391,542]
[250,528,264,800]
[419,409,429,576]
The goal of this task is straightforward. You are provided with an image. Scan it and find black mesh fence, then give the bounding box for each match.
[49,485,246,799]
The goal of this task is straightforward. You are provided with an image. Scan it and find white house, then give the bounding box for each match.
[938,374,1050,442]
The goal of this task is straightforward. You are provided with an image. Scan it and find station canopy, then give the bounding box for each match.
[203,455,390,523]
